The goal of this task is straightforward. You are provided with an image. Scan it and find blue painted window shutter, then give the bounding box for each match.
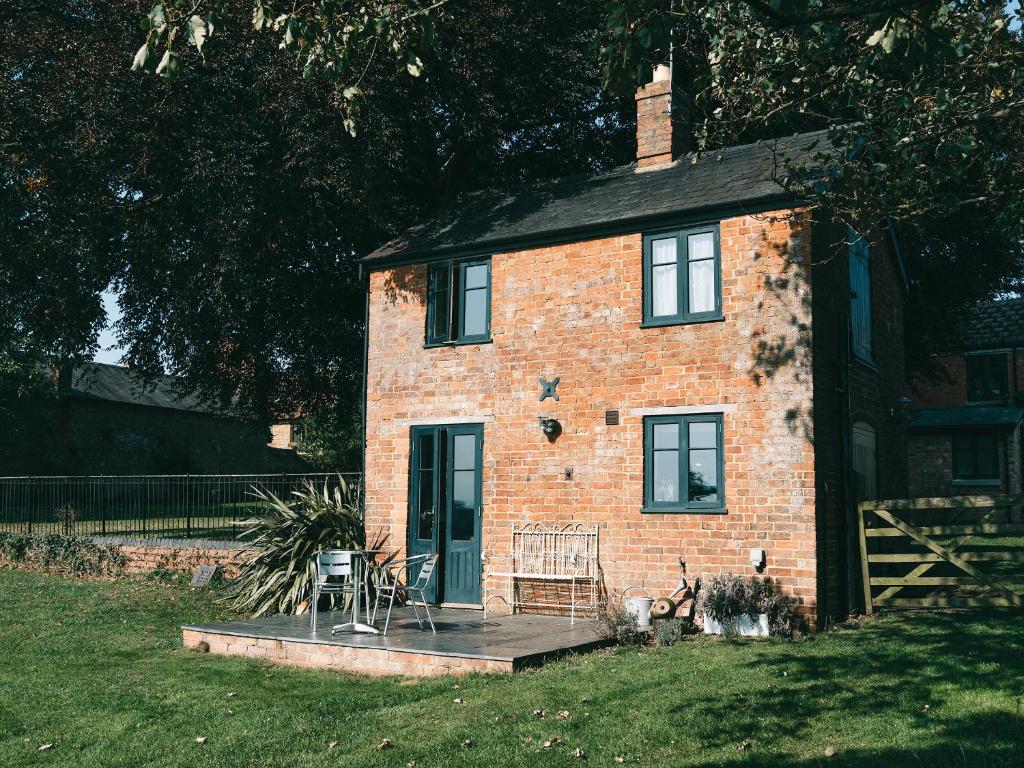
[849,232,873,362]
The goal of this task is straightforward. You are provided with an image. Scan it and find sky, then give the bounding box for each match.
[93,289,124,365]
[91,2,1021,365]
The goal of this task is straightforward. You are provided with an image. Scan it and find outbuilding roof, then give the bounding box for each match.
[909,405,1024,432]
[959,298,1024,351]
[364,129,834,266]
[62,363,230,416]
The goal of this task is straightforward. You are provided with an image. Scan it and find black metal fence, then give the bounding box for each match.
[0,473,359,541]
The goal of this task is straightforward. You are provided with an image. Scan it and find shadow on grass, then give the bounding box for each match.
[679,611,1024,767]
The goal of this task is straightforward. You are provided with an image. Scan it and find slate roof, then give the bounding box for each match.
[959,298,1024,351]
[909,405,1024,432]
[63,363,229,416]
[365,129,835,265]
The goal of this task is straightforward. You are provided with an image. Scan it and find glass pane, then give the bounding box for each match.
[652,238,677,265]
[688,232,714,262]
[652,263,678,317]
[417,470,434,540]
[463,288,487,337]
[653,450,680,503]
[452,433,476,470]
[429,264,451,341]
[417,434,434,469]
[688,448,719,502]
[688,259,715,314]
[975,436,998,478]
[653,422,679,450]
[689,421,716,449]
[452,469,476,540]
[464,263,488,289]
[953,437,973,478]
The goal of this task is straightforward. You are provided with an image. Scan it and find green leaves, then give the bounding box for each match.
[131,43,151,71]
[187,15,208,57]
[865,17,910,54]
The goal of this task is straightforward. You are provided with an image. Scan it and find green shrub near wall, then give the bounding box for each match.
[0,533,126,577]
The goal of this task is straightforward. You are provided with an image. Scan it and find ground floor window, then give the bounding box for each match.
[643,413,723,512]
[952,432,1000,483]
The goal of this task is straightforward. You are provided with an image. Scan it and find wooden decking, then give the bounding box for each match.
[183,607,609,676]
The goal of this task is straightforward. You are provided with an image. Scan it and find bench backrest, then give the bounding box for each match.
[511,523,599,578]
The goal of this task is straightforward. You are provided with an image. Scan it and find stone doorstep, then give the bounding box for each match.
[183,629,515,676]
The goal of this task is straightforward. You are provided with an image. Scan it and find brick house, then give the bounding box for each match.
[361,66,909,627]
[908,298,1024,497]
[0,362,309,475]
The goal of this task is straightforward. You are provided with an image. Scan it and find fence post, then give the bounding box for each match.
[186,474,192,539]
[857,501,873,616]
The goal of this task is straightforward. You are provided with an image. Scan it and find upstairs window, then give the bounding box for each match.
[426,258,491,346]
[966,353,1007,403]
[643,413,724,512]
[643,225,721,326]
[849,231,873,363]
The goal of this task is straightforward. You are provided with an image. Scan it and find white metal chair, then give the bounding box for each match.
[311,550,368,632]
[371,554,439,636]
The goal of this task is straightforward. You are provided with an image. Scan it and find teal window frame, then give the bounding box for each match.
[952,431,1000,484]
[642,413,725,513]
[426,258,492,347]
[965,353,1008,403]
[848,230,873,364]
[641,224,722,327]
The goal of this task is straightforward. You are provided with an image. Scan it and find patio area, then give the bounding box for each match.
[182,607,609,676]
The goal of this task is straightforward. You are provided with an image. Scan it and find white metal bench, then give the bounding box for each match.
[484,523,600,623]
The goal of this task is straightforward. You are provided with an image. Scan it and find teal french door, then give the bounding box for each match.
[407,424,483,604]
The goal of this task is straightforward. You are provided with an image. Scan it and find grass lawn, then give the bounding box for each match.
[1,569,1022,768]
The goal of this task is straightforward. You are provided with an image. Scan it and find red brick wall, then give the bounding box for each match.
[116,542,244,578]
[908,425,1022,497]
[365,209,825,623]
[912,351,1023,408]
[810,224,908,622]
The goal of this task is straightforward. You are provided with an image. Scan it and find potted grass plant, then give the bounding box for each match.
[697,574,796,637]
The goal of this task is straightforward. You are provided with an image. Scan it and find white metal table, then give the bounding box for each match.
[331,549,382,635]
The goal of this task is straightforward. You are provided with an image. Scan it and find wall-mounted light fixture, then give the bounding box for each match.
[890,394,913,420]
[538,415,562,442]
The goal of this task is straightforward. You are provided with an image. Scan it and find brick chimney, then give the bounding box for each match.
[635,64,684,169]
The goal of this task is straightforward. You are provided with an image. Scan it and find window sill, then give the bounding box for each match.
[641,506,727,515]
[952,478,1001,487]
[641,314,724,329]
[423,338,493,349]
[851,353,878,373]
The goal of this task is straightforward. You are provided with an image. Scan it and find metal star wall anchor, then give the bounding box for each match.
[538,376,560,402]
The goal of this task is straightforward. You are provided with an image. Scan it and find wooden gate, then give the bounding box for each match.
[858,495,1024,613]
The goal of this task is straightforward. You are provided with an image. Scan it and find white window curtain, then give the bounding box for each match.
[688,232,716,314]
[651,238,678,316]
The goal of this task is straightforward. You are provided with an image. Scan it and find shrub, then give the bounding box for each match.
[0,532,125,577]
[697,573,797,637]
[227,475,389,617]
[653,617,696,646]
[602,605,648,646]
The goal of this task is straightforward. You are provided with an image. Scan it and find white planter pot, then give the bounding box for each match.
[703,613,769,637]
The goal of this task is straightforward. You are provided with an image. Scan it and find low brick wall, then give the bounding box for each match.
[93,537,247,579]
[182,629,512,676]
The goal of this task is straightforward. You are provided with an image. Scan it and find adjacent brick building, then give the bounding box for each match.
[361,66,909,628]
[908,298,1024,497]
[0,362,309,475]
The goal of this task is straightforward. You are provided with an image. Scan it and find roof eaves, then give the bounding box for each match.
[362,190,804,270]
